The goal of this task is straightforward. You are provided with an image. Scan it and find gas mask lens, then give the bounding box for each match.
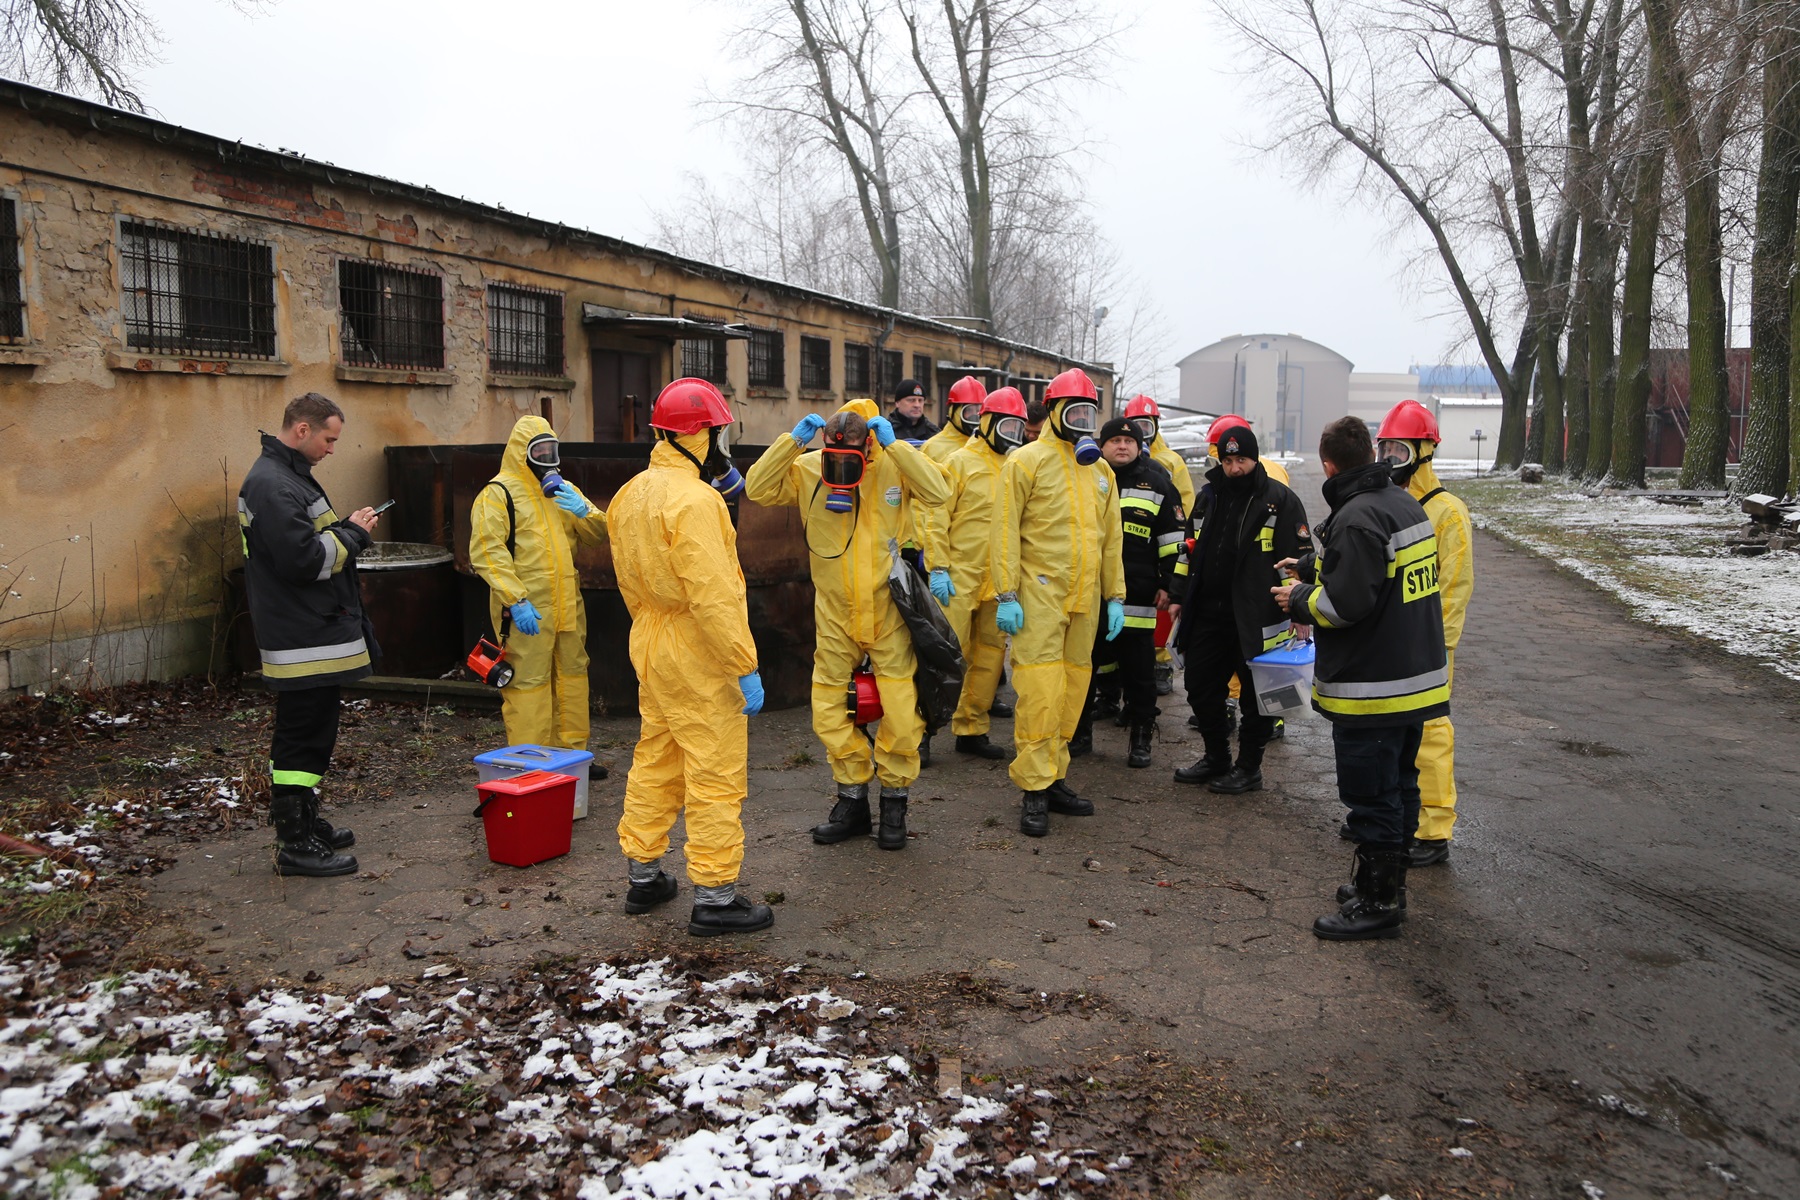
[527,435,560,469]
[1059,401,1099,435]
[1379,440,1415,469]
[1130,417,1156,441]
[821,446,867,489]
[992,416,1027,450]
[957,403,982,432]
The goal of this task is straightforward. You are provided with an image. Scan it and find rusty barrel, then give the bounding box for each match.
[356,542,462,678]
[400,442,814,716]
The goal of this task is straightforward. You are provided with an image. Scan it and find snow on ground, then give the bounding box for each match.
[0,952,1124,1198]
[1461,484,1800,681]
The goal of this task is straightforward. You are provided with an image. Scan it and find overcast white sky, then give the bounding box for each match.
[131,0,1470,379]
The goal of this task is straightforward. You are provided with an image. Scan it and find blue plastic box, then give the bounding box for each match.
[473,744,595,820]
[1247,639,1316,719]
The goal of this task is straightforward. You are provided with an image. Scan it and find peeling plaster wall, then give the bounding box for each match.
[0,101,1104,693]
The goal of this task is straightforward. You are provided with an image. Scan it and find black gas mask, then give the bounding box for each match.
[526,433,564,496]
[665,427,745,500]
[1379,439,1424,486]
[982,411,1028,455]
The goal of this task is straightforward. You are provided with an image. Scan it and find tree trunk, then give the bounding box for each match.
[1611,138,1667,489]
[1584,218,1619,483]
[1742,12,1800,497]
[1566,257,1592,478]
[1495,326,1536,469]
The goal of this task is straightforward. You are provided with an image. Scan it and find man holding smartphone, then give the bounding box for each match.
[238,392,380,877]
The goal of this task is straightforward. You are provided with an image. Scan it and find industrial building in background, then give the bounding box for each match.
[0,80,1107,699]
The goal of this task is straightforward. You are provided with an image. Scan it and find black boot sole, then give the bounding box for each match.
[1312,918,1402,941]
[811,824,871,845]
[1407,841,1451,867]
[878,833,907,850]
[688,912,775,937]
[275,857,358,878]
[1127,754,1152,769]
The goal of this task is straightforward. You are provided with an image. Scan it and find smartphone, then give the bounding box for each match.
[372,499,396,515]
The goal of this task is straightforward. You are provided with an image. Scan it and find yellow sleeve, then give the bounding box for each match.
[569,506,608,548]
[745,435,807,508]
[888,438,950,508]
[670,494,760,677]
[989,454,1028,595]
[469,483,528,606]
[918,455,964,570]
[1099,465,1126,602]
[1435,498,1475,650]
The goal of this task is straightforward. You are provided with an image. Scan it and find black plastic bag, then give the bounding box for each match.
[888,545,965,734]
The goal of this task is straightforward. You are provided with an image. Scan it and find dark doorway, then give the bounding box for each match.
[590,349,656,442]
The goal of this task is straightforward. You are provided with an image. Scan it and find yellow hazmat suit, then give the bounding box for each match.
[918,435,1009,737]
[469,416,607,750]
[1408,452,1474,841]
[923,423,976,464]
[990,422,1126,792]
[608,435,761,887]
[745,400,950,788]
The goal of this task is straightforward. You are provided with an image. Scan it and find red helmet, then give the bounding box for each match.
[1046,368,1098,402]
[1377,398,1441,444]
[1206,414,1251,446]
[1123,394,1160,420]
[948,375,988,409]
[651,378,734,434]
[981,386,1028,418]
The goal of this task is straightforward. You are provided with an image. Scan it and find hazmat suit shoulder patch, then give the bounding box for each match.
[884,485,902,507]
[1096,476,1111,496]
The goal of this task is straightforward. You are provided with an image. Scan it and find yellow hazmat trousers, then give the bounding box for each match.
[608,435,761,887]
[1407,453,1474,841]
[990,427,1125,792]
[469,416,607,750]
[918,435,1010,737]
[746,400,950,788]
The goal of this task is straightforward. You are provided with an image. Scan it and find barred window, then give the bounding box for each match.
[800,335,832,391]
[748,327,784,388]
[844,343,871,395]
[120,220,276,358]
[0,199,22,341]
[879,348,903,396]
[913,354,933,401]
[487,283,563,375]
[681,333,727,383]
[339,259,444,369]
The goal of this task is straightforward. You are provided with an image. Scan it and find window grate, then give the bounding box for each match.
[681,320,728,383]
[844,342,871,395]
[748,327,784,388]
[120,220,276,358]
[487,283,563,375]
[339,259,444,369]
[0,199,22,341]
[879,348,903,397]
[913,354,933,401]
[800,335,832,391]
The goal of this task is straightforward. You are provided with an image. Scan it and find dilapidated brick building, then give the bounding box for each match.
[0,80,1106,696]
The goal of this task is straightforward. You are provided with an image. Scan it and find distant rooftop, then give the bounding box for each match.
[1416,365,1499,392]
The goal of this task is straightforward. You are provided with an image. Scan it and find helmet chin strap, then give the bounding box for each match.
[663,429,711,478]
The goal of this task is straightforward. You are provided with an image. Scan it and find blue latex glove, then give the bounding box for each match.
[929,567,955,604]
[739,671,765,716]
[510,600,542,636]
[553,483,591,517]
[996,598,1025,635]
[1104,599,1125,642]
[866,415,896,447]
[791,413,825,444]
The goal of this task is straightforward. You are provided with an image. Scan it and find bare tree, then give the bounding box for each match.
[0,0,160,110]
[1741,1,1800,496]
[1610,108,1668,488]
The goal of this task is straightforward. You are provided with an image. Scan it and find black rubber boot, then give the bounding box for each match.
[1127,724,1154,769]
[1046,778,1094,815]
[1186,713,1202,730]
[1174,755,1230,785]
[1093,693,1121,722]
[1315,847,1405,940]
[306,789,355,850]
[955,734,1007,760]
[272,786,357,878]
[1339,822,1358,841]
[688,895,774,937]
[1068,729,1093,758]
[624,870,679,914]
[1154,662,1174,696]
[1336,852,1408,919]
[989,699,1014,718]
[919,733,933,769]
[590,762,610,781]
[1208,765,1263,794]
[811,784,871,844]
[1267,719,1286,741]
[1407,838,1451,867]
[877,788,908,851]
[1019,790,1050,837]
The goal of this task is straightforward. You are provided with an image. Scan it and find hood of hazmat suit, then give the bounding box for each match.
[609,431,760,886]
[1404,453,1472,653]
[1147,433,1197,516]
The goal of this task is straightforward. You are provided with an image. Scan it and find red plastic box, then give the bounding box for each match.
[475,770,577,867]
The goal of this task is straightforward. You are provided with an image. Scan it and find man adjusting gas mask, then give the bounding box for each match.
[819,410,873,513]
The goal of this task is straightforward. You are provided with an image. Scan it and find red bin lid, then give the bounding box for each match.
[476,770,577,796]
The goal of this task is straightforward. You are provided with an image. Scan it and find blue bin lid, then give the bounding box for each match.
[473,744,595,771]
[1251,639,1315,666]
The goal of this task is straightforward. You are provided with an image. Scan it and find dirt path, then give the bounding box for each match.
[109,471,1796,1196]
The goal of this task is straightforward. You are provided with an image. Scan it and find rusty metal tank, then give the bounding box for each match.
[391,442,814,715]
[356,542,462,679]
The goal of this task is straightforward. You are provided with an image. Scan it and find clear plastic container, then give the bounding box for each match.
[1247,639,1315,718]
[473,744,594,819]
